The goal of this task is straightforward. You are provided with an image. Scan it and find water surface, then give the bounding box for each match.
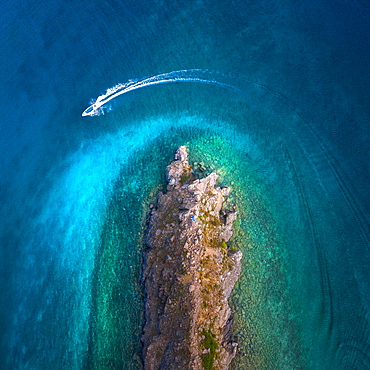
[0,0,369,368]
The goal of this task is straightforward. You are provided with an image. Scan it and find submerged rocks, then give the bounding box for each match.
[142,146,242,370]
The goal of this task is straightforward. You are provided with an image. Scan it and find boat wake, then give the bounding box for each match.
[82,69,240,116]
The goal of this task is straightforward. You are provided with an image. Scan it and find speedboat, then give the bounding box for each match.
[82,106,93,116]
[82,103,101,117]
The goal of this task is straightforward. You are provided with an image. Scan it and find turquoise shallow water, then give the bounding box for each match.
[1,0,369,369]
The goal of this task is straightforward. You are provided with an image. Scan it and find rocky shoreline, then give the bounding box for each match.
[141,146,242,370]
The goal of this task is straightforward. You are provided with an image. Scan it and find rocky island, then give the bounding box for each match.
[142,146,242,370]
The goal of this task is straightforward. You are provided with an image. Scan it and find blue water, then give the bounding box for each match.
[1,0,369,368]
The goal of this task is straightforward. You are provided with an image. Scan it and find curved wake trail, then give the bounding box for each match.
[82,69,240,116]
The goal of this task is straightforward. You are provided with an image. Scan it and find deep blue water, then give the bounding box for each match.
[1,0,369,368]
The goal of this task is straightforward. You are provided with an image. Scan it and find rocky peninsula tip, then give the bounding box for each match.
[142,146,242,370]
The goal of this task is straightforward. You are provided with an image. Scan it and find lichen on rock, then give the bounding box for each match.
[141,146,242,370]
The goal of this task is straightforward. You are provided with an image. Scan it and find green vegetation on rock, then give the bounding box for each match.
[201,329,218,370]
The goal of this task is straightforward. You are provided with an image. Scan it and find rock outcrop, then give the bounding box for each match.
[142,146,242,370]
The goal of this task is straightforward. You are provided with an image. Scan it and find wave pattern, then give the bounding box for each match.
[82,69,240,116]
